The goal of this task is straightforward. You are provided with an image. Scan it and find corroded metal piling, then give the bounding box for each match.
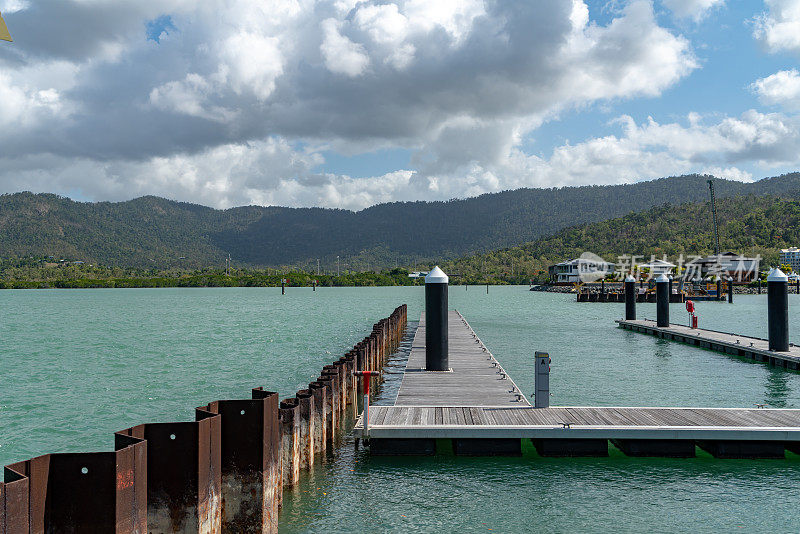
[0,304,408,533]
[278,399,300,487]
[200,388,281,533]
[308,382,329,454]
[118,406,222,534]
[295,390,315,470]
[316,374,337,445]
[1,434,147,534]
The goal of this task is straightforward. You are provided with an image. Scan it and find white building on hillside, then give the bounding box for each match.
[780,248,800,273]
[549,258,615,283]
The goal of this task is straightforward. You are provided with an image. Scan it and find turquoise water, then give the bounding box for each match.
[3,287,800,532]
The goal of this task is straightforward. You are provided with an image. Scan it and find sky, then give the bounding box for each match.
[0,0,799,211]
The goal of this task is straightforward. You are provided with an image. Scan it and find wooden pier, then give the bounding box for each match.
[395,311,528,406]
[355,312,800,458]
[617,319,800,370]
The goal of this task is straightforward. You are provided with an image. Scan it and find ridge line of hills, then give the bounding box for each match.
[1,172,799,270]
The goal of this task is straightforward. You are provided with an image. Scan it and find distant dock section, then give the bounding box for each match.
[617,319,800,370]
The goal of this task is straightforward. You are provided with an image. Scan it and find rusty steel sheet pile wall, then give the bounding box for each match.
[1,433,146,534]
[201,388,280,533]
[1,304,407,534]
[118,406,223,533]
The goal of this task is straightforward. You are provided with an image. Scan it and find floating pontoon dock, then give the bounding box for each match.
[617,319,800,370]
[355,311,800,458]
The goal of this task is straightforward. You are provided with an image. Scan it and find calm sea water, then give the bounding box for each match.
[3,287,800,532]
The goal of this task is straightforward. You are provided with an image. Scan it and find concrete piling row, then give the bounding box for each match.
[1,305,407,534]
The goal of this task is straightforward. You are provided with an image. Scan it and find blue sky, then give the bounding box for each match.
[1,0,799,209]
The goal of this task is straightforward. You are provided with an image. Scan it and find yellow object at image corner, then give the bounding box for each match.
[0,11,13,42]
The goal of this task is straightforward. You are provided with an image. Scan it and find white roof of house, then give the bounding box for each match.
[640,259,675,268]
[555,258,615,266]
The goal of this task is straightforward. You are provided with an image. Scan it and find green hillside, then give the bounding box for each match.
[441,194,800,283]
[1,173,799,269]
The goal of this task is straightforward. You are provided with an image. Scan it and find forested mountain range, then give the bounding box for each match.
[1,172,799,269]
[441,193,800,281]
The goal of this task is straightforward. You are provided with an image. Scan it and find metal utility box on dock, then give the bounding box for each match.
[534,352,550,408]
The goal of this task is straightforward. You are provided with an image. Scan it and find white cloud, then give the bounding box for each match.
[751,69,800,110]
[320,18,370,77]
[4,110,795,211]
[700,166,753,181]
[662,0,724,21]
[754,0,800,53]
[220,32,284,100]
[0,0,702,209]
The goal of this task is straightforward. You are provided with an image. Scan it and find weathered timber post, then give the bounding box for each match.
[425,266,449,371]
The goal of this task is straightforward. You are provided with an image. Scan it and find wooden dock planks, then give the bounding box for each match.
[353,312,800,447]
[394,311,529,406]
[355,405,800,441]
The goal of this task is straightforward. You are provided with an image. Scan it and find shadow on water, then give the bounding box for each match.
[765,369,791,408]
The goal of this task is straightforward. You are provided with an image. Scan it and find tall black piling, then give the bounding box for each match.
[425,266,449,371]
[716,277,722,301]
[281,278,286,295]
[625,275,636,320]
[656,274,669,327]
[727,276,734,304]
[768,268,789,352]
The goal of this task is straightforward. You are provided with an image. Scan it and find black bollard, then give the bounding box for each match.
[425,266,449,371]
[727,276,733,304]
[758,278,762,294]
[716,278,722,301]
[282,278,285,295]
[668,275,674,303]
[656,274,669,327]
[486,283,489,294]
[768,268,789,352]
[625,275,636,320]
[313,279,316,292]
